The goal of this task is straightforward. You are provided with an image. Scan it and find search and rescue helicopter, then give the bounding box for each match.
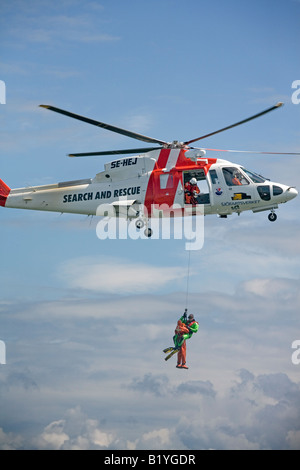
[0,102,299,237]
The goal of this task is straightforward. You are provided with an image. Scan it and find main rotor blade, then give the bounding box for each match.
[184,102,284,146]
[197,147,300,155]
[40,105,167,146]
[68,147,163,157]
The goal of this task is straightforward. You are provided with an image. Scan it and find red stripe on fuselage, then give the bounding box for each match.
[0,179,10,207]
[155,148,172,169]
[144,148,185,216]
[144,149,218,217]
[144,149,171,215]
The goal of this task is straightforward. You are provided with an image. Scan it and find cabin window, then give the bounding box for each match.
[160,173,173,189]
[273,185,283,196]
[222,167,249,186]
[257,185,271,201]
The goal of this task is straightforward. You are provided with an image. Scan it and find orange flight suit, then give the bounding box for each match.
[184,182,200,204]
[174,320,189,366]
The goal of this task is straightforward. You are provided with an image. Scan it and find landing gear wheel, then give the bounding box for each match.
[268,212,277,222]
[135,219,144,229]
[144,228,153,238]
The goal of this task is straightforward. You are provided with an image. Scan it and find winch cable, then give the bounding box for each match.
[185,249,191,312]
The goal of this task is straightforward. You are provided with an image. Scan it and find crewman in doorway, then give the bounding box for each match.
[184,178,200,204]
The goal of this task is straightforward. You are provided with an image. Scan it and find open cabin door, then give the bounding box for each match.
[183,169,211,206]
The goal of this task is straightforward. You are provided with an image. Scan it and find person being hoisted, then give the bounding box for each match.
[184,178,200,205]
[164,309,199,369]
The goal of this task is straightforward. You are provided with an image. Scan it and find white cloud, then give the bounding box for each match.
[142,428,171,447]
[242,277,300,299]
[88,424,113,448]
[1,370,299,450]
[58,256,184,294]
[123,112,154,134]
[38,420,69,450]
[33,407,114,450]
[0,428,23,450]
[286,430,300,449]
[3,7,120,46]
[173,370,300,450]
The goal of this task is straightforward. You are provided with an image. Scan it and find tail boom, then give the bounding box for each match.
[0,180,11,207]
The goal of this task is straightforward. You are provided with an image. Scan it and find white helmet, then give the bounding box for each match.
[190,178,197,185]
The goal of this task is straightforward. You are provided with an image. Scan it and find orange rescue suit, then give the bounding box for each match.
[184,182,200,204]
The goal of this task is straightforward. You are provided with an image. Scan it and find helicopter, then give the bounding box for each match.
[0,102,299,237]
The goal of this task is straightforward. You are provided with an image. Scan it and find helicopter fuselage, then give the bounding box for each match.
[1,148,297,224]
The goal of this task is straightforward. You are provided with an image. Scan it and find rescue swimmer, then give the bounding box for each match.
[163,310,199,368]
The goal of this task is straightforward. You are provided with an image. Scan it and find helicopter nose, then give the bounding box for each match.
[286,187,298,200]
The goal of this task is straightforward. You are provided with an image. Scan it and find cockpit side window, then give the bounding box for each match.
[242,168,266,183]
[209,169,218,184]
[222,167,249,186]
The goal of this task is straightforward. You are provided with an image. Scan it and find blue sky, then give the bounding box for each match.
[1,0,300,450]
